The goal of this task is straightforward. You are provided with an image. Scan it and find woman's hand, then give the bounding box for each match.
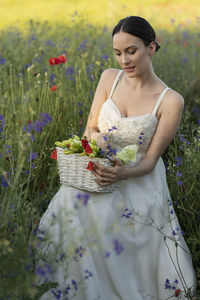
[92,157,127,186]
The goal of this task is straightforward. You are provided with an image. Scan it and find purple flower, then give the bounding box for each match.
[0,57,6,65]
[105,251,111,258]
[108,126,117,133]
[164,278,179,290]
[1,175,8,187]
[56,253,66,263]
[65,284,71,294]
[0,115,5,132]
[175,157,182,166]
[24,113,52,135]
[103,135,109,141]
[177,180,182,186]
[51,289,62,299]
[35,267,46,277]
[27,152,38,162]
[113,239,124,255]
[84,269,93,279]
[76,192,90,206]
[121,208,132,218]
[72,279,78,291]
[49,73,57,82]
[176,171,182,177]
[75,246,86,257]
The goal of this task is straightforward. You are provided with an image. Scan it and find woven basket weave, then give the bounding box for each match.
[56,147,119,193]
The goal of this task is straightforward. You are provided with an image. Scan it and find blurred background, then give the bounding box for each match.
[1,0,200,30]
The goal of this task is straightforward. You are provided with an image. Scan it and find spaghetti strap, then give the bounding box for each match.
[108,70,123,99]
[152,87,170,115]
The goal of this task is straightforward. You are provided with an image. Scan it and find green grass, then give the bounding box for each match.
[0,18,200,299]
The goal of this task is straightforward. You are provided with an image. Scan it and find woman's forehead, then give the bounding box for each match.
[113,32,144,49]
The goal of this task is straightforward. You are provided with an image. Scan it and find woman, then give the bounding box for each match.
[37,16,196,299]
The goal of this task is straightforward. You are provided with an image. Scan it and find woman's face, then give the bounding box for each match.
[113,31,154,78]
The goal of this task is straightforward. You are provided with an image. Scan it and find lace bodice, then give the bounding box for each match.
[97,70,170,160]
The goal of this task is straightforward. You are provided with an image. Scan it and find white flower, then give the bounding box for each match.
[116,145,138,165]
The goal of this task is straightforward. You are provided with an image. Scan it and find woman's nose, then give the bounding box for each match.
[121,53,130,65]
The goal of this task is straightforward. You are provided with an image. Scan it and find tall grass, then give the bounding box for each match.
[0,19,199,299]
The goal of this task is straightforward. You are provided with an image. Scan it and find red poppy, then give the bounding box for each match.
[50,149,57,160]
[57,55,67,63]
[85,144,92,154]
[81,137,92,153]
[28,120,32,124]
[86,161,95,171]
[49,57,58,65]
[50,85,58,91]
[49,55,67,65]
[175,289,181,297]
[183,41,189,48]
[81,138,88,148]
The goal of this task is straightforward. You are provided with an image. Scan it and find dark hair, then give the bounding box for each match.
[112,16,160,52]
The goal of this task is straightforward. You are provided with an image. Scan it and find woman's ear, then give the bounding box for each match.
[148,41,156,56]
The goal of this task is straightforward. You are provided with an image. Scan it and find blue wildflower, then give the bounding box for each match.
[51,289,62,299]
[105,251,111,258]
[84,269,93,279]
[76,192,90,206]
[0,58,6,65]
[0,115,5,132]
[113,239,124,255]
[27,152,38,162]
[72,279,78,291]
[175,157,182,166]
[49,73,57,82]
[65,284,71,294]
[121,208,133,218]
[1,175,8,187]
[108,126,117,133]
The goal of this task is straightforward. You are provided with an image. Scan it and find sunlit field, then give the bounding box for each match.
[1,0,200,30]
[0,0,200,299]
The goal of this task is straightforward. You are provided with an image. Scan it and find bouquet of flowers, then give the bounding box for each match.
[53,135,138,193]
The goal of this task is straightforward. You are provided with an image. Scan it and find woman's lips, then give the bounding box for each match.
[124,66,136,73]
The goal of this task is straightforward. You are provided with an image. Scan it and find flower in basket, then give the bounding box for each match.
[116,145,138,165]
[55,135,100,157]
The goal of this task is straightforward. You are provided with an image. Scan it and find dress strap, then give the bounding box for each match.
[152,87,170,115]
[108,70,124,99]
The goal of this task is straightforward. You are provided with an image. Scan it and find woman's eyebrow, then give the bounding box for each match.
[113,45,137,51]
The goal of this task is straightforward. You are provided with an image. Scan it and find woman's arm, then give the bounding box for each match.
[83,68,118,141]
[93,89,184,185]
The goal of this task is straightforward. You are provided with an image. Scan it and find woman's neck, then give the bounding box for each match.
[124,63,159,91]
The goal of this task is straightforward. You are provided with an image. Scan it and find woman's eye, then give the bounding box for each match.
[115,53,121,56]
[129,51,136,54]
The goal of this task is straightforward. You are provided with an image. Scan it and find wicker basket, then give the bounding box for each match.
[56,147,120,193]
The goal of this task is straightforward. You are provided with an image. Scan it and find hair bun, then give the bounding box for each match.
[155,40,160,52]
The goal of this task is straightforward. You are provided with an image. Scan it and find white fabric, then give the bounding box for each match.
[36,71,196,300]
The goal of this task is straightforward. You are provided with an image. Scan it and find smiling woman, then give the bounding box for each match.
[36,16,196,300]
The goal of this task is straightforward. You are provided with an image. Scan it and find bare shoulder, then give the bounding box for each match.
[100,68,121,95]
[101,68,120,79]
[161,88,184,115]
[164,88,184,108]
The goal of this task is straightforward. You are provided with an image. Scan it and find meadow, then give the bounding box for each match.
[0,8,200,300]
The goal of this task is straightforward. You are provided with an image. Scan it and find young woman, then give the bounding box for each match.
[37,16,196,299]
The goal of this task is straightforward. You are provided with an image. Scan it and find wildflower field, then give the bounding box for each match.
[0,1,200,298]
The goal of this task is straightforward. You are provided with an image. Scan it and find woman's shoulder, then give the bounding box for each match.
[99,68,121,97]
[164,87,184,109]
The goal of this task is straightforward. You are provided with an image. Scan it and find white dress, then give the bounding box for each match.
[36,70,196,300]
